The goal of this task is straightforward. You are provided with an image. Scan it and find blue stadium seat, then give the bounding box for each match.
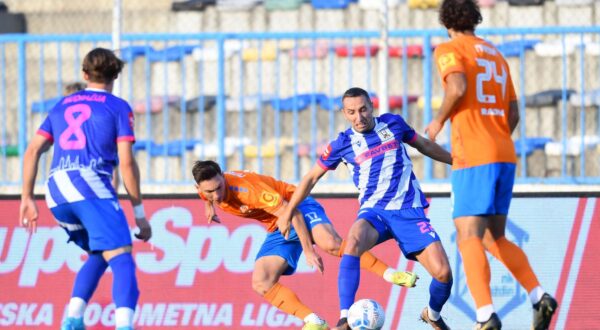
[316,94,343,111]
[515,137,552,156]
[148,45,198,62]
[182,95,217,112]
[272,93,324,112]
[119,45,154,62]
[31,96,61,113]
[311,0,353,9]
[495,39,540,57]
[135,139,200,157]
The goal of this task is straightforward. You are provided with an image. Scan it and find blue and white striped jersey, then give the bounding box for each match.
[318,113,428,210]
[37,88,135,208]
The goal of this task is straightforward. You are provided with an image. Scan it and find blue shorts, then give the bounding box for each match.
[50,198,132,252]
[451,163,515,218]
[255,196,331,275]
[357,207,440,261]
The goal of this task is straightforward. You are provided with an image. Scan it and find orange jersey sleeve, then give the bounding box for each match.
[434,36,517,169]
[216,171,296,232]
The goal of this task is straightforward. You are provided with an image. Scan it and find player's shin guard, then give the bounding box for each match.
[70,252,108,317]
[108,253,140,309]
[338,254,360,310]
[458,237,493,308]
[429,278,452,313]
[485,236,540,292]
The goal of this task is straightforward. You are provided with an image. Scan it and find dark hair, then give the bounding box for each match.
[192,160,222,183]
[82,48,124,84]
[342,87,373,105]
[439,0,482,32]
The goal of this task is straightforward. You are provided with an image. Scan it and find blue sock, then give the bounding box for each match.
[108,253,139,309]
[429,278,453,313]
[338,254,361,311]
[72,252,108,301]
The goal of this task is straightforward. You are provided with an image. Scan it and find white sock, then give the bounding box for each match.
[115,307,135,328]
[529,286,545,305]
[340,309,349,319]
[383,268,395,283]
[428,306,441,321]
[476,304,495,323]
[67,297,86,318]
[304,313,325,324]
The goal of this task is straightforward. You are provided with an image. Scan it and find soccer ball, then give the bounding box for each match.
[347,299,385,330]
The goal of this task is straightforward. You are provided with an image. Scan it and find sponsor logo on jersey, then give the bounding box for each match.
[321,144,332,160]
[260,192,278,207]
[438,52,457,73]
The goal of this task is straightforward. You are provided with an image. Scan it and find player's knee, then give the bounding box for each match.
[431,263,452,283]
[320,238,342,256]
[252,279,272,296]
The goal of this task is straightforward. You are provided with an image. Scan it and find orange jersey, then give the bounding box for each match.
[214,171,295,232]
[434,35,517,169]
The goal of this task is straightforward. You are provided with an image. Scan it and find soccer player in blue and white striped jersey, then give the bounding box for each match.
[281,87,454,330]
[20,48,152,330]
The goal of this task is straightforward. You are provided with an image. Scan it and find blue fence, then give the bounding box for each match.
[1,27,600,187]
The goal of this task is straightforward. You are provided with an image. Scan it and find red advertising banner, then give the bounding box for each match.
[1,197,599,329]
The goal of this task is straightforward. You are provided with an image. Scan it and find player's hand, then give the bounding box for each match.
[205,201,220,224]
[134,217,152,242]
[19,197,39,234]
[425,119,443,142]
[305,250,324,274]
[276,210,292,240]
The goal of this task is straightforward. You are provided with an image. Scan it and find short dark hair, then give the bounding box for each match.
[439,0,482,32]
[192,160,222,184]
[63,82,86,96]
[82,48,124,84]
[342,87,373,105]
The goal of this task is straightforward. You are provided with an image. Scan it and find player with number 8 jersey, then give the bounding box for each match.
[20,48,152,330]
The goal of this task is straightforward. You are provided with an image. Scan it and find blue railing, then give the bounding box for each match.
[1,27,600,187]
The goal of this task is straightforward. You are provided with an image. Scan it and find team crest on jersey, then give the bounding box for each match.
[260,192,279,207]
[376,127,394,142]
[438,52,457,73]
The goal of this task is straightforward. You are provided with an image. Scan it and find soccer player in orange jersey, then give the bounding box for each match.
[191,160,418,330]
[426,1,558,329]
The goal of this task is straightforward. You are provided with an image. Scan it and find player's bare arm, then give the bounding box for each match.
[118,140,152,242]
[408,134,453,165]
[278,164,328,229]
[290,206,324,274]
[19,134,52,233]
[508,100,520,134]
[426,72,466,141]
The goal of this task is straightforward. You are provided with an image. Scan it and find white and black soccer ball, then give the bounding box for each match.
[347,299,385,330]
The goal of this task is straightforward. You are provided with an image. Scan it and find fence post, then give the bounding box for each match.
[18,39,26,182]
[217,36,226,168]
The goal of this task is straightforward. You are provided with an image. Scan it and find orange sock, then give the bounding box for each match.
[485,236,540,292]
[458,237,493,308]
[263,283,312,320]
[338,240,388,277]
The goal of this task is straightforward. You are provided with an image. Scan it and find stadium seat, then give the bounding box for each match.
[514,137,552,156]
[358,0,401,10]
[292,44,330,59]
[408,0,439,9]
[265,0,303,10]
[316,94,344,111]
[226,95,274,112]
[545,135,600,156]
[242,45,278,61]
[388,45,424,58]
[569,89,600,107]
[171,0,216,11]
[495,39,540,58]
[181,95,217,112]
[271,94,323,112]
[0,145,18,157]
[118,45,154,62]
[533,35,590,57]
[335,44,379,57]
[311,0,353,9]
[192,41,241,61]
[132,95,181,114]
[555,0,593,5]
[372,95,419,109]
[148,45,198,62]
[134,139,199,157]
[216,0,260,11]
[478,0,496,7]
[525,89,575,108]
[417,96,443,110]
[507,0,544,5]
[31,96,61,113]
